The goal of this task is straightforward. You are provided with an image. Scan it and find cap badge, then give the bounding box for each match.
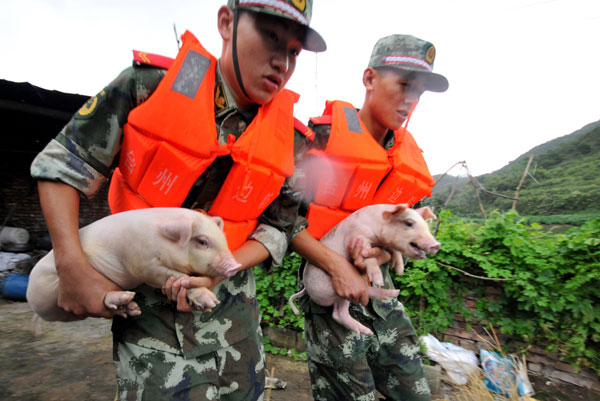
[292,0,306,12]
[425,45,436,64]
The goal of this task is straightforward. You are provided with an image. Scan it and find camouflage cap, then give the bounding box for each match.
[368,34,449,92]
[227,0,326,52]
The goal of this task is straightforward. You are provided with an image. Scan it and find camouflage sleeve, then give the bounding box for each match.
[30,65,166,198]
[249,129,313,270]
[308,120,331,153]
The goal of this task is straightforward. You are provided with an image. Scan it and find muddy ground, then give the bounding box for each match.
[1,300,599,401]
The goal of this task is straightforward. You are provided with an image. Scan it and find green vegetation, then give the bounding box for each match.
[397,210,600,373]
[257,210,600,373]
[423,120,600,221]
[256,119,600,369]
[255,251,304,331]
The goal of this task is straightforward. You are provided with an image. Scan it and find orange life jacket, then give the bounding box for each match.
[305,100,435,239]
[108,31,298,250]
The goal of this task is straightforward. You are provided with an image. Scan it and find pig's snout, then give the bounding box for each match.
[409,239,441,259]
[426,241,441,255]
[217,253,241,278]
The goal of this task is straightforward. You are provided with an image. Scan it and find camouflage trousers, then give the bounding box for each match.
[113,331,265,401]
[303,301,431,401]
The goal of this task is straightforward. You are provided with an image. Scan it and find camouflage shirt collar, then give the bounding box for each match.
[214,61,258,121]
[214,62,234,118]
[383,129,396,150]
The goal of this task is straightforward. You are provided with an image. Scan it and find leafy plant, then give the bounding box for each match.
[255,251,305,331]
[396,210,600,374]
[262,337,307,361]
[256,209,600,373]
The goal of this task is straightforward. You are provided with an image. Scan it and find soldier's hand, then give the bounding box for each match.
[348,238,391,271]
[328,255,369,306]
[163,276,223,312]
[56,253,121,319]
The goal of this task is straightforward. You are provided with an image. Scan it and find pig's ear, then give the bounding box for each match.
[210,216,225,231]
[383,203,409,221]
[415,206,437,221]
[158,219,193,246]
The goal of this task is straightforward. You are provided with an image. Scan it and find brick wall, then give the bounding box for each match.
[0,155,111,247]
[441,286,600,392]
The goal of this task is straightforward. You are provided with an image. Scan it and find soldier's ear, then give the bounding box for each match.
[218,6,235,42]
[363,67,377,91]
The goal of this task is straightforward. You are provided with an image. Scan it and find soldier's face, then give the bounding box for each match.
[221,9,304,108]
[371,68,424,130]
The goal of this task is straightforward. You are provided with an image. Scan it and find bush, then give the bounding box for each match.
[257,210,600,373]
[397,210,600,373]
[255,251,304,331]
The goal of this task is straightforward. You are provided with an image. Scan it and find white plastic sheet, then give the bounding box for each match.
[0,252,31,272]
[420,334,479,385]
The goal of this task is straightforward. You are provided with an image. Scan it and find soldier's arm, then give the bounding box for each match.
[38,181,120,318]
[31,65,166,318]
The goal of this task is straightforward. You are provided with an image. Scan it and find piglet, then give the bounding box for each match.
[27,207,241,322]
[289,204,440,335]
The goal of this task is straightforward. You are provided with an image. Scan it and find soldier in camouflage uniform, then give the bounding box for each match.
[290,35,449,400]
[30,1,325,400]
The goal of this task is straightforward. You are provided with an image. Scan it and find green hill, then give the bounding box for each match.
[421,119,600,222]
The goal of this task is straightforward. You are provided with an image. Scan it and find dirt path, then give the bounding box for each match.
[0,301,312,401]
[2,300,598,401]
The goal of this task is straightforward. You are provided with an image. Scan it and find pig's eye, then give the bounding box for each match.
[195,236,210,247]
[404,220,414,228]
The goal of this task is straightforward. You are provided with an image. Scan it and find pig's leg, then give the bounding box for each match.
[144,267,219,313]
[332,299,373,335]
[391,251,405,275]
[27,254,80,322]
[104,291,140,318]
[139,265,188,288]
[187,287,219,312]
[367,287,400,300]
[364,256,384,286]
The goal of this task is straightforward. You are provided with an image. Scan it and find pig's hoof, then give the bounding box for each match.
[368,273,384,287]
[349,322,373,336]
[104,291,137,317]
[126,301,141,316]
[187,287,220,312]
[392,262,405,276]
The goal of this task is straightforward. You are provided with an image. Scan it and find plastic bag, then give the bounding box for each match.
[480,349,535,397]
[420,334,479,385]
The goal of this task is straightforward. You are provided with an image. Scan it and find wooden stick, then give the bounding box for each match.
[265,367,275,401]
[512,155,534,210]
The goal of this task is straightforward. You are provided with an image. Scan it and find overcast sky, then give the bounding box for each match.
[2,0,599,176]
